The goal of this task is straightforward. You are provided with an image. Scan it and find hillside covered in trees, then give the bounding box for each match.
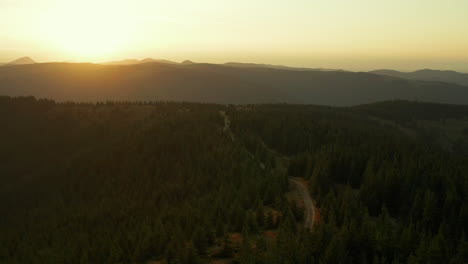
[1,97,467,263]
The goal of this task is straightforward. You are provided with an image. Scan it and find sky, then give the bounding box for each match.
[1,0,468,72]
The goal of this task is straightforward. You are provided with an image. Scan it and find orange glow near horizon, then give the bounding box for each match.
[1,0,468,71]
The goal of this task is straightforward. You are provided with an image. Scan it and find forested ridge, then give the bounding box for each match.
[1,97,467,263]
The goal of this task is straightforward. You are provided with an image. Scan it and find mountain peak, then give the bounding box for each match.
[8,56,36,65]
[141,58,155,63]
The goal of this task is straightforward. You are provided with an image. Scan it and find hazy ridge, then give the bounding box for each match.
[1,61,468,105]
[371,69,468,87]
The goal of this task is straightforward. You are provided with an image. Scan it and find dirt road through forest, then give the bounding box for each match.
[289,177,315,230]
[220,111,315,230]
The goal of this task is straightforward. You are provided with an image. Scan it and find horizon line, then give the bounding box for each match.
[3,56,468,74]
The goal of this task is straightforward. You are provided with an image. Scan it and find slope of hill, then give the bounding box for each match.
[371,69,468,87]
[7,56,36,65]
[1,62,468,105]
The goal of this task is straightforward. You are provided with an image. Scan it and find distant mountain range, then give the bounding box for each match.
[1,62,468,106]
[99,58,341,71]
[3,56,467,87]
[224,62,343,72]
[371,69,468,87]
[6,56,36,65]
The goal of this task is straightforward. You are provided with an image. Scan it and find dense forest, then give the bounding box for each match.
[1,96,467,263]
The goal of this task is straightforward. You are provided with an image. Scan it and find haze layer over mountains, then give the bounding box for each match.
[1,57,468,106]
[371,69,468,87]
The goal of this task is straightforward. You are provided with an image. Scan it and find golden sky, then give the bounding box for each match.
[1,0,468,71]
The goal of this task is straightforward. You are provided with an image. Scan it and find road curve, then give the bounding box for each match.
[219,111,234,141]
[219,111,315,230]
[289,177,315,230]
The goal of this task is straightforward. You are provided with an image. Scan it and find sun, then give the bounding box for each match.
[48,18,127,59]
[40,1,136,61]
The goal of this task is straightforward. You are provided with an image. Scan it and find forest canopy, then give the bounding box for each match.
[0,96,467,264]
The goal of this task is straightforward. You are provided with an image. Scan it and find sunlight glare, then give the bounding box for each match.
[40,0,137,61]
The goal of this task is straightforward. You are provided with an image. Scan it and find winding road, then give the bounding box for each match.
[289,177,315,230]
[219,110,234,141]
[219,110,315,231]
